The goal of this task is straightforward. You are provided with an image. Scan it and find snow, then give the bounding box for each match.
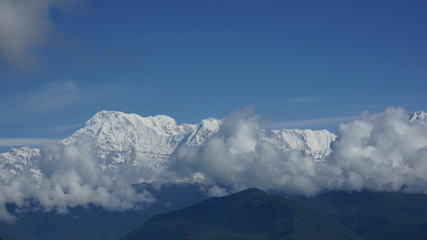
[0,147,40,181]
[60,111,196,170]
[185,118,222,146]
[260,129,336,161]
[409,111,427,121]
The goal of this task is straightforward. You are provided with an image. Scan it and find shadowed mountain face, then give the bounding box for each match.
[120,188,427,240]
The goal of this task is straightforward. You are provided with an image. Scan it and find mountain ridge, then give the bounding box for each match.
[0,110,336,181]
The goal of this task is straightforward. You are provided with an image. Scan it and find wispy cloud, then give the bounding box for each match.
[0,80,128,124]
[42,123,83,134]
[0,138,58,147]
[269,116,357,129]
[0,80,82,117]
[28,81,82,113]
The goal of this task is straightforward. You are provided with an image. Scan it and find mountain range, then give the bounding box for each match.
[0,110,337,182]
[0,109,426,240]
[0,110,338,240]
[3,110,426,182]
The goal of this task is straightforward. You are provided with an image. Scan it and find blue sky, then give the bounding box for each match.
[1,0,426,150]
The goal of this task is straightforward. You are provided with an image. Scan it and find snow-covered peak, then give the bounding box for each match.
[0,147,40,179]
[260,129,336,161]
[185,118,222,146]
[62,111,195,144]
[59,111,197,171]
[409,111,427,121]
[85,110,193,136]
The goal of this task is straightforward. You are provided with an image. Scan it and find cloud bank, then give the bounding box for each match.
[0,135,154,222]
[1,107,427,222]
[172,107,427,195]
[325,108,427,193]
[173,107,324,195]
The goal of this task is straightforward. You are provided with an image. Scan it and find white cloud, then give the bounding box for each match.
[37,138,154,213]
[172,107,427,196]
[207,185,228,197]
[325,107,427,193]
[172,107,323,195]
[0,0,80,70]
[0,135,154,222]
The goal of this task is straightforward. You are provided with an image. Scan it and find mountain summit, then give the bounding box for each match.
[60,110,198,170]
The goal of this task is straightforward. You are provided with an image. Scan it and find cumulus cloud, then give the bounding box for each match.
[172,107,324,195]
[0,134,154,222]
[172,107,427,196]
[325,107,427,193]
[0,0,75,70]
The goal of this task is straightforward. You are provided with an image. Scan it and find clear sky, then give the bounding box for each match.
[1,0,426,150]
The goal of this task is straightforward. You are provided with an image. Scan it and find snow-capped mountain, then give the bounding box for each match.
[409,111,427,121]
[0,147,41,180]
[7,110,425,181]
[1,110,335,181]
[260,129,335,161]
[60,111,197,171]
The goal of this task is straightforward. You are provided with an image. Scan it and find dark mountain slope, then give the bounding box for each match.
[120,189,427,240]
[316,191,427,240]
[121,188,361,240]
